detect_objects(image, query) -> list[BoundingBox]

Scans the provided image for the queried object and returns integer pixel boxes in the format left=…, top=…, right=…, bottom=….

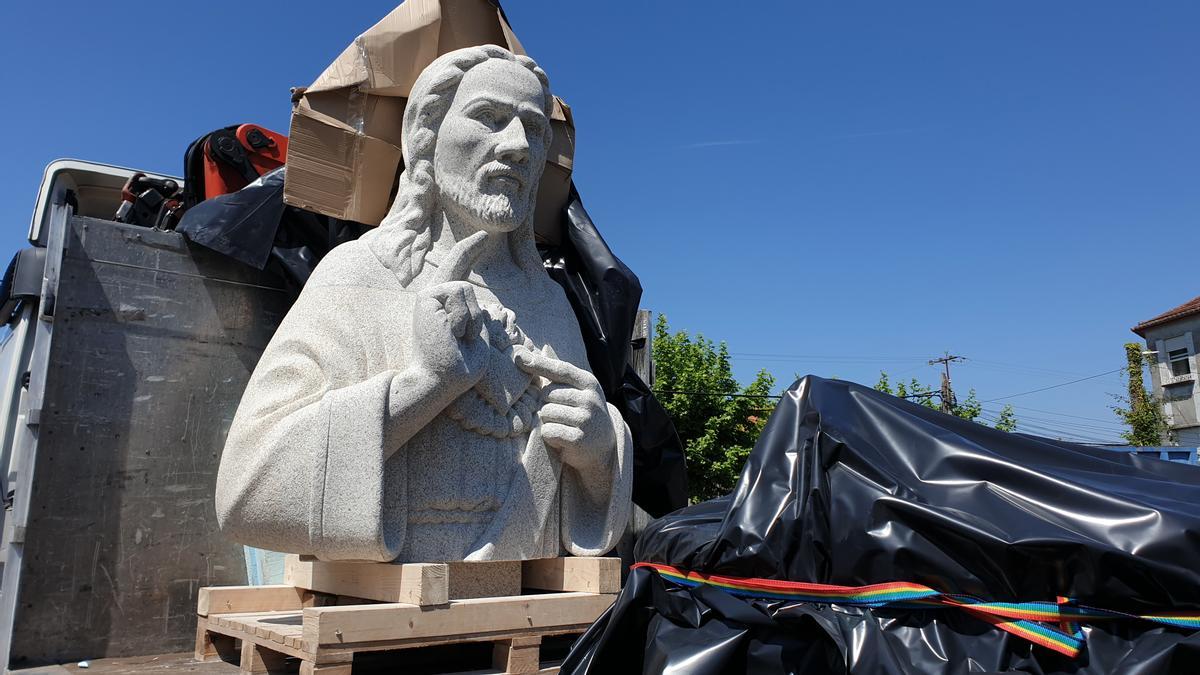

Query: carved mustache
left=478, top=162, right=527, bottom=190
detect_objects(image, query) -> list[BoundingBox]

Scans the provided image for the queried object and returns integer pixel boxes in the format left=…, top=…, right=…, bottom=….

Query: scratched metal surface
left=9, top=217, right=290, bottom=666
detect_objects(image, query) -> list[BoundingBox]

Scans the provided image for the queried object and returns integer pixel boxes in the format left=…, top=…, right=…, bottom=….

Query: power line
left=730, top=355, right=930, bottom=367
left=1004, top=403, right=1127, bottom=426
left=980, top=412, right=1123, bottom=443
left=654, top=389, right=782, bottom=400
left=729, top=351, right=928, bottom=362
left=981, top=408, right=1125, bottom=435
left=965, top=359, right=1109, bottom=379
left=977, top=413, right=1121, bottom=444
left=980, top=404, right=1125, bottom=429
left=981, top=368, right=1125, bottom=402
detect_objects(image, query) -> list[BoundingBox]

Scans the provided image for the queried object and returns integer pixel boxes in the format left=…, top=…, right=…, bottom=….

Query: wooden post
left=240, top=640, right=290, bottom=673
left=194, top=620, right=238, bottom=662
left=630, top=309, right=653, bottom=385
left=492, top=636, right=542, bottom=673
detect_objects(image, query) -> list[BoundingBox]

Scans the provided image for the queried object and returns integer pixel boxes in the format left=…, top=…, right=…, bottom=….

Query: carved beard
left=438, top=171, right=531, bottom=232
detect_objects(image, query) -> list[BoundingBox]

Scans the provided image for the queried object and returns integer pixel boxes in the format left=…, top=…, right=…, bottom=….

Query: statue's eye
left=473, top=108, right=497, bottom=126
left=523, top=117, right=547, bottom=137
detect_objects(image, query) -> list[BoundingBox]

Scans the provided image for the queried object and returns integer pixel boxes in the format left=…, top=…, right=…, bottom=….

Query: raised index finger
left=430, top=231, right=489, bottom=285
left=515, top=350, right=594, bottom=390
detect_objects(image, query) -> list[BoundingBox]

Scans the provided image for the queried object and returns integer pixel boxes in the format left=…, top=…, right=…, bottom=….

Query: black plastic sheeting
left=177, top=174, right=688, bottom=517
left=177, top=167, right=368, bottom=291
left=562, top=376, right=1200, bottom=674
left=541, top=188, right=688, bottom=516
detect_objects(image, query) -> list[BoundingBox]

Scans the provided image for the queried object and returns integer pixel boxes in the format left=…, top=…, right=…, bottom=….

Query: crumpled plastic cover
left=540, top=187, right=688, bottom=516
left=177, top=167, right=368, bottom=290
left=562, top=375, right=1200, bottom=673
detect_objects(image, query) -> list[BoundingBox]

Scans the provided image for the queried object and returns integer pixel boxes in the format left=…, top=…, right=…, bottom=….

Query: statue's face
left=433, top=59, right=549, bottom=234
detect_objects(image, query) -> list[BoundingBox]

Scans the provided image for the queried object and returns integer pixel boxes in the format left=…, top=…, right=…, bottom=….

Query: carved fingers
left=538, top=401, right=592, bottom=428
left=411, top=235, right=494, bottom=397
left=424, top=282, right=485, bottom=340
left=515, top=351, right=613, bottom=471
left=514, top=350, right=597, bottom=391
left=430, top=231, right=489, bottom=285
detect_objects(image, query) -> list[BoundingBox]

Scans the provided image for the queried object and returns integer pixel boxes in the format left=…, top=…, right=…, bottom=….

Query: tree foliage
left=992, top=405, right=1018, bottom=432
left=874, top=371, right=1016, bottom=430
left=1113, top=342, right=1170, bottom=446
left=652, top=315, right=775, bottom=503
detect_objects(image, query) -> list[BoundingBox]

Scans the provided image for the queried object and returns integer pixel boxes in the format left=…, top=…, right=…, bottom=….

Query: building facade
left=1133, top=297, right=1200, bottom=446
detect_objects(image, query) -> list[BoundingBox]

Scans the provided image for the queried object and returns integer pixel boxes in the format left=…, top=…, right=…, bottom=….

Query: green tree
left=652, top=315, right=775, bottom=503
left=1113, top=343, right=1170, bottom=445
left=992, top=405, right=1018, bottom=432
left=874, top=371, right=1014, bottom=430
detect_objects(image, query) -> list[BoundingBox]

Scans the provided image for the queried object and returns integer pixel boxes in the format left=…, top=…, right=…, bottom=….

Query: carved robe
left=214, top=235, right=633, bottom=562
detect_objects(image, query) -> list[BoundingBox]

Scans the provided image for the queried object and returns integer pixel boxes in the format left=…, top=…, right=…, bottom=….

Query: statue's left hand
left=515, top=350, right=615, bottom=472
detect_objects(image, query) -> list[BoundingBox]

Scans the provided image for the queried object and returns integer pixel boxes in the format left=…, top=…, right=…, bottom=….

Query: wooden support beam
left=194, top=620, right=238, bottom=662
left=285, top=555, right=449, bottom=605
left=198, top=585, right=310, bottom=617
left=447, top=560, right=523, bottom=599
left=299, top=659, right=353, bottom=675
left=522, top=557, right=621, bottom=594
left=493, top=636, right=542, bottom=674
left=240, top=640, right=290, bottom=674
left=303, top=591, right=615, bottom=646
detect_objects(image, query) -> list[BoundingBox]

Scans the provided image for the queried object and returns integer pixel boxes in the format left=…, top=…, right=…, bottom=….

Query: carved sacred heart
left=444, top=303, right=546, bottom=438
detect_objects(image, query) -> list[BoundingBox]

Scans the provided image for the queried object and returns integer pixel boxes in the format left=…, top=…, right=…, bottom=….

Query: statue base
left=194, top=555, right=621, bottom=674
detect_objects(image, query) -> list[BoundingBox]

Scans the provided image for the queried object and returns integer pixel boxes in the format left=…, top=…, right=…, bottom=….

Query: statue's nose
left=494, top=116, right=530, bottom=165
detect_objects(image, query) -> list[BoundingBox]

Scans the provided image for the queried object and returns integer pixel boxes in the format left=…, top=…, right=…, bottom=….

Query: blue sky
left=2, top=2, right=1197, bottom=443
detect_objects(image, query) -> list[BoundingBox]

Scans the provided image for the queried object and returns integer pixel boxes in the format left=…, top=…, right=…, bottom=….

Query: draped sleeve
left=215, top=241, right=409, bottom=561
left=560, top=403, right=634, bottom=556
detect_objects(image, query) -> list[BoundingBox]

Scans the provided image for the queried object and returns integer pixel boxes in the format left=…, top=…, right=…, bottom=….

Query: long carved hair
left=364, top=45, right=554, bottom=288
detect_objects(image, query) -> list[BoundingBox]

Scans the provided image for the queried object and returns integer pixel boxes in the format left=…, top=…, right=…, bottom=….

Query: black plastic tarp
left=562, top=376, right=1200, bottom=674
left=176, top=167, right=369, bottom=290
left=540, top=188, right=688, bottom=516
left=177, top=174, right=688, bottom=517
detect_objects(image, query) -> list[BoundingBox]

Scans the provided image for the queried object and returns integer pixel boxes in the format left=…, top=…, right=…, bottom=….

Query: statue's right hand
left=410, top=232, right=491, bottom=396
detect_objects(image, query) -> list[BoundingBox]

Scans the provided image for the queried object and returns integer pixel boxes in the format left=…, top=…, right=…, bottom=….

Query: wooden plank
left=198, top=585, right=309, bottom=617
left=204, top=618, right=311, bottom=662
left=300, top=661, right=353, bottom=675
left=304, top=591, right=615, bottom=646
left=240, top=640, right=289, bottom=674
left=493, top=636, right=542, bottom=674
left=285, top=554, right=449, bottom=605
left=522, top=557, right=621, bottom=594
left=193, top=619, right=237, bottom=663
left=447, top=560, right=523, bottom=599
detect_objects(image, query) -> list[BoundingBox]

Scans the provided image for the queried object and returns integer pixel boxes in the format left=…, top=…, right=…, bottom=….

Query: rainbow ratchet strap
left=634, top=562, right=1200, bottom=658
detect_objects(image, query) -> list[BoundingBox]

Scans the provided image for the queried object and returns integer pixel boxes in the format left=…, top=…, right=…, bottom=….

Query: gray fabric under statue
left=215, top=46, right=633, bottom=562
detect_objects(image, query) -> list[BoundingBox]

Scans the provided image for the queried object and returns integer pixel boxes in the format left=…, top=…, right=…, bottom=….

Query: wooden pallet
left=195, top=557, right=620, bottom=674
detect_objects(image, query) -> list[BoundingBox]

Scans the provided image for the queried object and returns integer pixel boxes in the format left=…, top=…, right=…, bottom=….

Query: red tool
left=201, top=124, right=288, bottom=200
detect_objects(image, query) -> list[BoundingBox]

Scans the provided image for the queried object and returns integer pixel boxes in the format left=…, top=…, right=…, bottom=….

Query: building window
left=1168, top=347, right=1191, bottom=377
left=1164, top=382, right=1193, bottom=402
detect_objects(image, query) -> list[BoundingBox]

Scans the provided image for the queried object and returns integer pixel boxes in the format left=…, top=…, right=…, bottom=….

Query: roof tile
left=1132, top=296, right=1200, bottom=336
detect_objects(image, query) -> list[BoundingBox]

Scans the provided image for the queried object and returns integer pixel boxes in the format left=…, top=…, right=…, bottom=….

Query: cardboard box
left=284, top=0, right=576, bottom=239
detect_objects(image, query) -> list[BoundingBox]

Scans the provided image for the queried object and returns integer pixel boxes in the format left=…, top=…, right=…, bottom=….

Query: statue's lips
left=480, top=165, right=525, bottom=191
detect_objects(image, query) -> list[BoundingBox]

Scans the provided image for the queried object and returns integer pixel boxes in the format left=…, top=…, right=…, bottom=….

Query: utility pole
left=928, top=352, right=966, bottom=414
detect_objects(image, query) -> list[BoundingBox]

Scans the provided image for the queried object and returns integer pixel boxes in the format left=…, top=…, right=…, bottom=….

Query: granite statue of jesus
left=215, top=45, right=632, bottom=562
